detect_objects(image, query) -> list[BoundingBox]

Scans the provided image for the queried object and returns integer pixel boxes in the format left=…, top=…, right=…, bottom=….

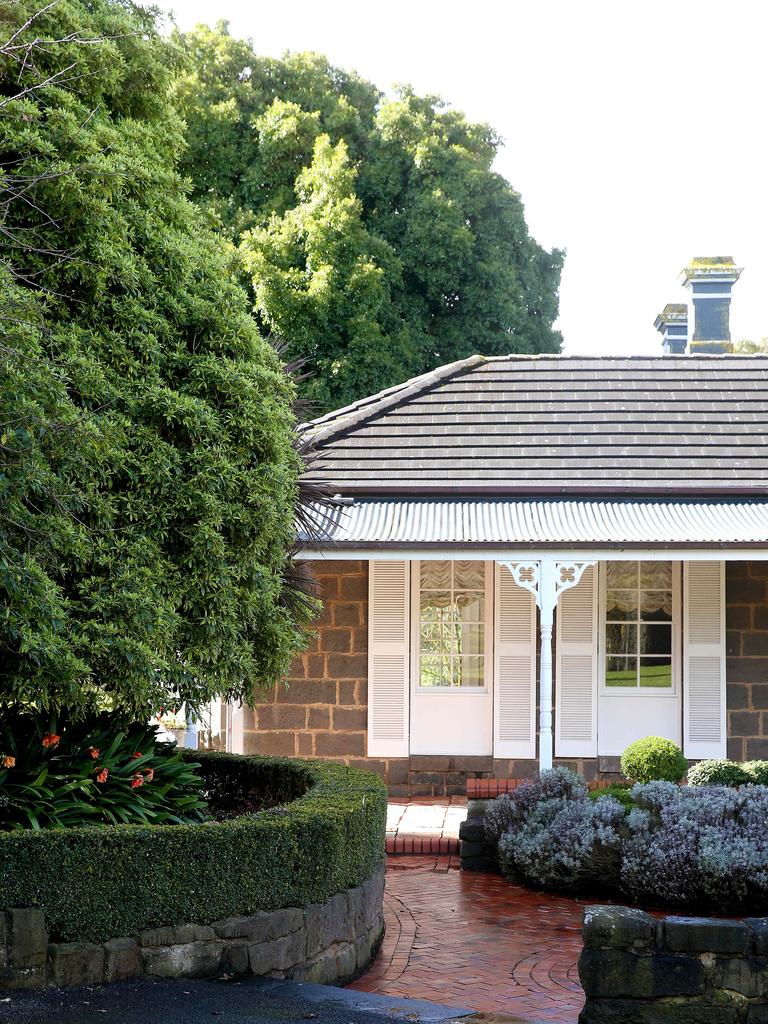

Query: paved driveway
left=350, top=857, right=586, bottom=1024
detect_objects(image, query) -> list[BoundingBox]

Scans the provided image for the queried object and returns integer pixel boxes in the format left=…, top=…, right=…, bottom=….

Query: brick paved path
left=349, top=858, right=586, bottom=1024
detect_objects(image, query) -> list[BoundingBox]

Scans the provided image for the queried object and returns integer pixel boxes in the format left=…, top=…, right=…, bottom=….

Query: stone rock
left=579, top=999, right=741, bottom=1023
left=712, top=956, right=768, bottom=999
left=582, top=906, right=654, bottom=951
left=362, top=867, right=385, bottom=930
left=248, top=933, right=305, bottom=977
left=212, top=914, right=271, bottom=943
left=303, top=904, right=324, bottom=959
left=137, top=926, right=176, bottom=948
left=0, top=913, right=6, bottom=969
left=8, top=908, right=48, bottom=969
left=304, top=949, right=337, bottom=985
left=746, top=919, right=768, bottom=955
left=664, top=917, right=750, bottom=955
left=579, top=948, right=705, bottom=1000
left=170, top=924, right=215, bottom=944
left=103, top=937, right=140, bottom=983
left=223, top=943, right=250, bottom=975
left=459, top=818, right=485, bottom=844
left=354, top=931, right=372, bottom=973
left=141, top=940, right=223, bottom=979
left=334, top=942, right=357, bottom=982
left=48, top=943, right=104, bottom=988
left=269, top=908, right=303, bottom=939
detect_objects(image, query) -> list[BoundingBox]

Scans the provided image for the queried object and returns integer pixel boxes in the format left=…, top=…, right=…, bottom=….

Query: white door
left=409, top=559, right=493, bottom=755
left=597, top=560, right=682, bottom=756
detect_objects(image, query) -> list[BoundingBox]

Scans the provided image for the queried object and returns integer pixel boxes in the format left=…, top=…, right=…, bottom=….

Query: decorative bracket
left=554, top=561, right=595, bottom=598
left=500, top=560, right=541, bottom=604
left=498, top=558, right=596, bottom=613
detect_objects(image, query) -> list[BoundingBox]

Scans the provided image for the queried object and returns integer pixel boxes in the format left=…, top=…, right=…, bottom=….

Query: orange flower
left=41, top=733, right=60, bottom=749
left=88, top=746, right=99, bottom=759
left=131, top=774, right=144, bottom=789
left=1, top=755, right=15, bottom=769
left=144, top=768, right=154, bottom=783
left=95, top=767, right=109, bottom=784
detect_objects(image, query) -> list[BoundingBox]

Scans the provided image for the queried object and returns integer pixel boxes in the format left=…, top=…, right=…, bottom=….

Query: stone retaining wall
left=579, top=904, right=768, bottom=1023
left=0, top=865, right=384, bottom=991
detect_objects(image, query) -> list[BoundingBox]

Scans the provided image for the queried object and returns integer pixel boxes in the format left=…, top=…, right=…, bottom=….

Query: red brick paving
left=349, top=858, right=586, bottom=1024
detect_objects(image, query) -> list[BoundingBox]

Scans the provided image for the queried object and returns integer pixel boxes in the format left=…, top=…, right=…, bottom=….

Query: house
left=237, top=257, right=768, bottom=795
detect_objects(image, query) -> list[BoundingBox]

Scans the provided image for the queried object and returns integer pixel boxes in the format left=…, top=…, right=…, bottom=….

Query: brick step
left=386, top=835, right=460, bottom=855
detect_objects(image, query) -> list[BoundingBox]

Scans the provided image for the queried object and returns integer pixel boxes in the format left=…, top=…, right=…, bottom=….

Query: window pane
left=606, top=561, right=638, bottom=589
left=456, top=591, right=485, bottom=623
left=456, top=656, right=484, bottom=688
left=420, top=591, right=452, bottom=620
left=454, top=560, right=484, bottom=590
left=455, top=623, right=484, bottom=657
left=420, top=622, right=452, bottom=655
left=640, top=561, right=672, bottom=590
left=606, top=590, right=637, bottom=621
left=640, top=623, right=672, bottom=656
left=606, top=656, right=636, bottom=687
left=605, top=622, right=637, bottom=655
left=640, top=591, right=672, bottom=621
left=420, top=655, right=451, bottom=687
left=639, top=657, right=672, bottom=688
left=420, top=560, right=451, bottom=590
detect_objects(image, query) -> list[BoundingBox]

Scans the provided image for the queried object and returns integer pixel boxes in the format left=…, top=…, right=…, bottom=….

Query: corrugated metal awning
left=298, top=499, right=768, bottom=549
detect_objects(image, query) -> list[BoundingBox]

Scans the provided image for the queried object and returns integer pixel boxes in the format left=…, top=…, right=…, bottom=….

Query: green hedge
left=0, top=752, right=387, bottom=943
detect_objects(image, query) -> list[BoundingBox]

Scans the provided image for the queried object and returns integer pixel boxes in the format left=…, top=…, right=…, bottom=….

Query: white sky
left=161, top=0, right=768, bottom=355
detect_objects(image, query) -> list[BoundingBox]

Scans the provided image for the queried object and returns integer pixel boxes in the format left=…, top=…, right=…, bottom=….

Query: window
left=603, top=561, right=676, bottom=691
left=417, top=560, right=487, bottom=688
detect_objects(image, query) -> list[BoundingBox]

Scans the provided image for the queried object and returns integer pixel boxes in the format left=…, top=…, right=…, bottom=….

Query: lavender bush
left=491, top=771, right=768, bottom=911
left=484, top=767, right=587, bottom=847
left=498, top=795, right=624, bottom=893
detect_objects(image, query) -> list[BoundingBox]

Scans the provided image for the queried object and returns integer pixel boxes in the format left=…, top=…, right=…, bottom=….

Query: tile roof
left=301, top=355, right=768, bottom=496
left=300, top=498, right=768, bottom=550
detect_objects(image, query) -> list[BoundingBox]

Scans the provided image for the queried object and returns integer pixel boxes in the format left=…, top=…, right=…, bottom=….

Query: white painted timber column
left=499, top=557, right=596, bottom=771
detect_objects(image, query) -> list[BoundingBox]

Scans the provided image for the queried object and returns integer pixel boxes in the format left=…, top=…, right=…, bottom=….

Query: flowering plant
left=0, top=709, right=207, bottom=830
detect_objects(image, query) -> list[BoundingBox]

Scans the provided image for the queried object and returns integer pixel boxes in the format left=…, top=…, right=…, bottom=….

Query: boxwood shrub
left=620, top=736, right=687, bottom=784
left=0, top=751, right=386, bottom=943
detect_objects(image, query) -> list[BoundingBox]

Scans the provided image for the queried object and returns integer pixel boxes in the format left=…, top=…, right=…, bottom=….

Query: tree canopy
left=174, top=25, right=564, bottom=412
left=0, top=0, right=306, bottom=719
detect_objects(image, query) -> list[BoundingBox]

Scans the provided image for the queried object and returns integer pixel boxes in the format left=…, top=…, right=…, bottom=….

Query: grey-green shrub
left=687, top=759, right=753, bottom=788
left=498, top=796, right=624, bottom=893
left=620, top=736, right=688, bottom=784
left=483, top=767, right=587, bottom=847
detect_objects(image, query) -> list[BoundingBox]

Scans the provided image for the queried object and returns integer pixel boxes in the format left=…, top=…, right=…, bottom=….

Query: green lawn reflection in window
left=605, top=561, right=673, bottom=689
left=419, top=560, right=485, bottom=687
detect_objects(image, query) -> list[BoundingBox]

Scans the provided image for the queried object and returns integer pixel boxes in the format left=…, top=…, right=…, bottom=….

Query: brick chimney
left=654, top=303, right=688, bottom=354
left=680, top=257, right=743, bottom=354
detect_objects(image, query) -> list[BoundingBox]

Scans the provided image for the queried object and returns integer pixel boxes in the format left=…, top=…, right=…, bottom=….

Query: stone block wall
left=579, top=904, right=768, bottom=1023
left=0, top=866, right=384, bottom=991
left=244, top=561, right=369, bottom=761
left=726, top=561, right=768, bottom=762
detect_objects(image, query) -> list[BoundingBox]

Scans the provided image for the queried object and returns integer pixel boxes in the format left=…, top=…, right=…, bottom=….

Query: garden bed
left=0, top=751, right=387, bottom=944
left=481, top=765, right=768, bottom=915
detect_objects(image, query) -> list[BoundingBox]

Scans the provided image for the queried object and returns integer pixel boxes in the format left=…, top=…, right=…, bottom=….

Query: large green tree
left=0, top=0, right=307, bottom=719
left=174, top=25, right=563, bottom=412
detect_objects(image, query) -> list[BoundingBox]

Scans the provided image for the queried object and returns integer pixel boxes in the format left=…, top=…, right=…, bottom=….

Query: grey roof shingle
left=301, top=355, right=768, bottom=496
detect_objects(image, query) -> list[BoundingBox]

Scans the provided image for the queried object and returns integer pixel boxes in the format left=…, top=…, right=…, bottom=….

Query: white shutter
left=367, top=560, right=410, bottom=757
left=555, top=564, right=598, bottom=757
left=494, top=564, right=537, bottom=758
left=684, top=561, right=726, bottom=759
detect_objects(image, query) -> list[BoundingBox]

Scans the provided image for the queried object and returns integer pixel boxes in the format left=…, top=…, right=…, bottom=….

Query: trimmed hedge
left=0, top=751, right=386, bottom=943
left=620, top=736, right=687, bottom=784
